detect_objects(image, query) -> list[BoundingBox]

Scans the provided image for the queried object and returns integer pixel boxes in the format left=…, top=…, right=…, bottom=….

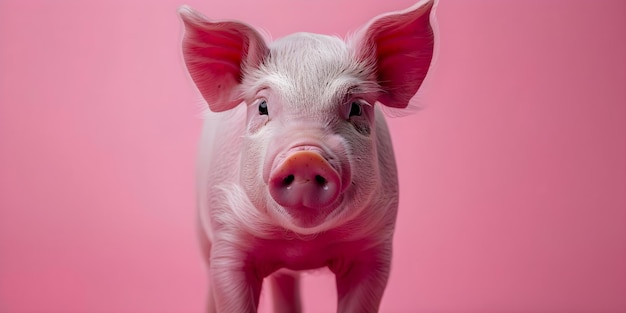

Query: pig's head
left=180, top=0, right=434, bottom=235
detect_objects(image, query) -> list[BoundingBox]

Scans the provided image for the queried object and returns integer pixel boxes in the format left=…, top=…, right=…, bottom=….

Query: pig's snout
left=269, top=150, right=341, bottom=209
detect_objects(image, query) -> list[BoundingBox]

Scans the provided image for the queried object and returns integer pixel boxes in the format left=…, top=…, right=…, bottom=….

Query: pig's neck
left=245, top=230, right=387, bottom=275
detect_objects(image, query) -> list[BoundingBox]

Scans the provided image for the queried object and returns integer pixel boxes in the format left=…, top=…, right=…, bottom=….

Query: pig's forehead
left=241, top=33, right=377, bottom=106
left=268, top=33, right=350, bottom=65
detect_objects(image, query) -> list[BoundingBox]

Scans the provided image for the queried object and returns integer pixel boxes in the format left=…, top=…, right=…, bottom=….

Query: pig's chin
left=271, top=196, right=347, bottom=234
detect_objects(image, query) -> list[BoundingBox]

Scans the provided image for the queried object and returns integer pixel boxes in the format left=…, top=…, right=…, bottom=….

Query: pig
left=178, top=1, right=435, bottom=312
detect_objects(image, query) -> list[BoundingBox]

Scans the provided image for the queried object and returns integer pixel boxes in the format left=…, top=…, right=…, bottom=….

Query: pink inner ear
left=362, top=1, right=435, bottom=109
left=180, top=10, right=268, bottom=112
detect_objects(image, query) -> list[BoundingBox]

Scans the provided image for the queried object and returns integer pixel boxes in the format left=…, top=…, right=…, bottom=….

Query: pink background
left=1, top=0, right=625, bottom=312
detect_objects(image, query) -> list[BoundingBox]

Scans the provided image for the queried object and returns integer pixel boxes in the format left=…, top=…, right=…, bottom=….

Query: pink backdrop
left=1, top=0, right=625, bottom=312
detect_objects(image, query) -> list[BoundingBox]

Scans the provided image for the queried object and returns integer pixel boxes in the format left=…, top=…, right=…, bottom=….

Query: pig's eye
left=258, top=100, right=269, bottom=115
left=349, top=101, right=362, bottom=117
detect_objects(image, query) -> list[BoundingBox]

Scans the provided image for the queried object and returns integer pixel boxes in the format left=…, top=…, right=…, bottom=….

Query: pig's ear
left=354, top=0, right=435, bottom=109
left=178, top=6, right=269, bottom=112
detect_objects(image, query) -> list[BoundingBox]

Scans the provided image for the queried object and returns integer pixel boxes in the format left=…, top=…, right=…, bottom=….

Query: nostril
left=314, top=175, right=327, bottom=186
left=282, top=174, right=295, bottom=186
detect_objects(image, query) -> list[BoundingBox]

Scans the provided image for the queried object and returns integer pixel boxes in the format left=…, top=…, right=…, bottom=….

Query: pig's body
left=180, top=1, right=435, bottom=312
left=196, top=60, right=399, bottom=312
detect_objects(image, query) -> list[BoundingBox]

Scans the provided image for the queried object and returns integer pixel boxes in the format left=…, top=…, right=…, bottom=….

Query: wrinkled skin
left=179, top=1, right=435, bottom=312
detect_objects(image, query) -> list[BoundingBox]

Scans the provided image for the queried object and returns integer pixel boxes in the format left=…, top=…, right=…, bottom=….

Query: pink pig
left=179, top=1, right=435, bottom=312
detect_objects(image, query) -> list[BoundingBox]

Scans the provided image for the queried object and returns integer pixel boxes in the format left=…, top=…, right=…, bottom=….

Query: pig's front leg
left=209, top=241, right=263, bottom=313
left=332, top=243, right=392, bottom=313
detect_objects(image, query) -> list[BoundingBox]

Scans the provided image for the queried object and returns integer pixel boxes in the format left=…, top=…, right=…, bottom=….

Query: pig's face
left=238, top=34, right=382, bottom=233
left=179, top=2, right=434, bottom=235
